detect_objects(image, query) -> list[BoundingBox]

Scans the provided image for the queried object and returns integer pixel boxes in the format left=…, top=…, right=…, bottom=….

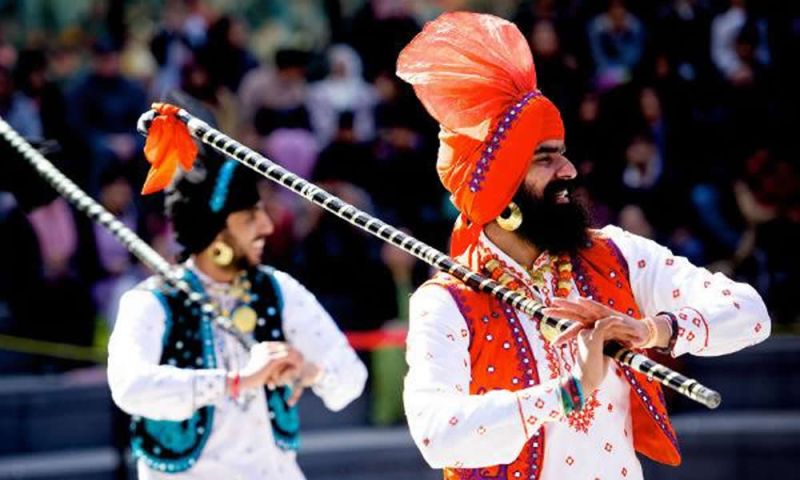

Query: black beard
left=510, top=179, right=590, bottom=255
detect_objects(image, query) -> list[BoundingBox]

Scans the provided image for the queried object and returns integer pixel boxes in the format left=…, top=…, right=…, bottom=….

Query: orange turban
left=397, top=12, right=564, bottom=255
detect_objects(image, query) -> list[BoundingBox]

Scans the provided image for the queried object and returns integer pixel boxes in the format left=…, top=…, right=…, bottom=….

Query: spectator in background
left=528, top=20, right=581, bottom=126
left=721, top=23, right=772, bottom=157
left=313, top=111, right=377, bottom=193
left=91, top=165, right=139, bottom=324
left=291, top=181, right=397, bottom=334
left=567, top=93, right=605, bottom=182
left=13, top=49, right=68, bottom=143
left=179, top=61, right=240, bottom=134
left=197, top=15, right=257, bottom=93
left=618, top=204, right=655, bottom=240
left=257, top=106, right=319, bottom=244
left=0, top=65, right=42, bottom=139
left=307, top=44, right=378, bottom=147
left=636, top=87, right=670, bottom=169
left=711, top=0, right=769, bottom=84
left=68, top=37, right=147, bottom=195
left=621, top=134, right=663, bottom=194
left=656, top=0, right=713, bottom=85
left=513, top=0, right=561, bottom=38
left=372, top=102, right=440, bottom=236
left=350, top=0, right=420, bottom=81
left=238, top=48, right=310, bottom=126
left=587, top=0, right=645, bottom=91
left=617, top=132, right=684, bottom=235
left=749, top=156, right=800, bottom=326
left=651, top=0, right=714, bottom=168
left=24, top=194, right=96, bottom=371
left=0, top=140, right=59, bottom=373
left=258, top=107, right=319, bottom=180
left=149, top=1, right=197, bottom=99
left=513, top=0, right=583, bottom=73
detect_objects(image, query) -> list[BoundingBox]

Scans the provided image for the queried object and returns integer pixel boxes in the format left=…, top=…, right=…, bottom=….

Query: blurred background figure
left=587, top=0, right=644, bottom=91
left=307, top=44, right=377, bottom=147
left=67, top=37, right=147, bottom=196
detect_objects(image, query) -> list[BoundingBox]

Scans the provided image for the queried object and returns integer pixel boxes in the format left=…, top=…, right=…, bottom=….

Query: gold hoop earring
left=210, top=241, right=234, bottom=267
left=496, top=202, right=523, bottom=231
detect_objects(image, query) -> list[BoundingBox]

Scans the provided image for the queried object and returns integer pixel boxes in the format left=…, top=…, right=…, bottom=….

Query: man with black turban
left=107, top=95, right=366, bottom=479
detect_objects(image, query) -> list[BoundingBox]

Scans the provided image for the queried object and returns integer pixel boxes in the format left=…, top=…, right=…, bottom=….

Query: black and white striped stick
left=0, top=115, right=255, bottom=350
left=137, top=107, right=721, bottom=409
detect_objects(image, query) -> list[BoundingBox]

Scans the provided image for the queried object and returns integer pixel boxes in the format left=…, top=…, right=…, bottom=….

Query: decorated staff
left=135, top=107, right=722, bottom=410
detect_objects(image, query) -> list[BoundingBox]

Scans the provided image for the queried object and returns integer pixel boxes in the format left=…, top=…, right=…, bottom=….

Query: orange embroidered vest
left=428, top=232, right=680, bottom=480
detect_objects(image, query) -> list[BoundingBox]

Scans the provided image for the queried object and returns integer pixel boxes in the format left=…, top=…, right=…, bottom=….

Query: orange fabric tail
left=141, top=103, right=198, bottom=195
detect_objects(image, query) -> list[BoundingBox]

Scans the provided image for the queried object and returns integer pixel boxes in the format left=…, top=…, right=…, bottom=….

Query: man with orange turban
left=398, top=12, right=770, bottom=479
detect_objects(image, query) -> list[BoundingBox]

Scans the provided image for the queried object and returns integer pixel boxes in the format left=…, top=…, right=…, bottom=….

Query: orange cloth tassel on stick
left=141, top=103, right=198, bottom=194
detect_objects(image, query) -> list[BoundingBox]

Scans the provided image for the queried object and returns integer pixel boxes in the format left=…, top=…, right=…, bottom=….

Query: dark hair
left=275, top=49, right=310, bottom=70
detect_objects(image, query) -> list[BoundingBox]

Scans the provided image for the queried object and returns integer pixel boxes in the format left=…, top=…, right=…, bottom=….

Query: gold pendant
left=232, top=305, right=258, bottom=333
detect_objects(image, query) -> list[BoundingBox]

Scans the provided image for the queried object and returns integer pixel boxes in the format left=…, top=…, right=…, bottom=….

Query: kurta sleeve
left=107, top=289, right=228, bottom=421
left=274, top=270, right=367, bottom=412
left=602, top=226, right=770, bottom=357
left=404, top=285, right=565, bottom=469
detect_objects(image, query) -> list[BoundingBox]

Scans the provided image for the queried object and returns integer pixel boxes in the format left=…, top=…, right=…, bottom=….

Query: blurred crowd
left=0, top=0, right=798, bottom=377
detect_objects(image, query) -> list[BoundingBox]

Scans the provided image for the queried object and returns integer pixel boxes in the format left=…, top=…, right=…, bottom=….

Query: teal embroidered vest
left=129, top=266, right=300, bottom=473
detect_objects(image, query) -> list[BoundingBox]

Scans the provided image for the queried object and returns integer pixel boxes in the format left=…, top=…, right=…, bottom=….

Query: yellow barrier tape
left=0, top=334, right=106, bottom=363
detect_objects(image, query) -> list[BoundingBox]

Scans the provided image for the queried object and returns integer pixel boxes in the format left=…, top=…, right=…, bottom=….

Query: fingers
left=552, top=314, right=641, bottom=347
left=262, top=357, right=294, bottom=389
left=548, top=298, right=595, bottom=319
left=264, top=348, right=304, bottom=389
left=274, top=362, right=301, bottom=386
left=545, top=297, right=614, bottom=326
left=542, top=307, right=593, bottom=325
left=287, top=384, right=305, bottom=407
left=576, top=297, right=614, bottom=318
left=250, top=341, right=290, bottom=363
left=552, top=322, right=584, bottom=346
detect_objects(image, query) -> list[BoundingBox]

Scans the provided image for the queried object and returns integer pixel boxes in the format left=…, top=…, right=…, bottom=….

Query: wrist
left=574, top=369, right=596, bottom=395
left=654, top=311, right=679, bottom=354
left=225, top=371, right=241, bottom=399
left=229, top=371, right=257, bottom=392
left=306, top=363, right=324, bottom=386
left=652, top=314, right=673, bottom=349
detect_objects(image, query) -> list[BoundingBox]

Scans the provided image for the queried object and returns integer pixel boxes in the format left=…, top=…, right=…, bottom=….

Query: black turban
left=162, top=91, right=260, bottom=257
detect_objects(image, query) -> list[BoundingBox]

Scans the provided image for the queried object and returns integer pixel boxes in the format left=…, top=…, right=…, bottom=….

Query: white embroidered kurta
left=405, top=226, right=769, bottom=479
left=108, top=263, right=367, bottom=480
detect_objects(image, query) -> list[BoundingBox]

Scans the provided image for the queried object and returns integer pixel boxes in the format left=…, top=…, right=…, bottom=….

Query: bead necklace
left=528, top=253, right=573, bottom=298
left=484, top=252, right=574, bottom=343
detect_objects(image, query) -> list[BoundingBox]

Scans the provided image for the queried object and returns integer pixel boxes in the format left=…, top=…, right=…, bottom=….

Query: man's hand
left=227, top=342, right=322, bottom=406
left=286, top=357, right=323, bottom=407
left=542, top=297, right=669, bottom=349
left=542, top=297, right=676, bottom=394
left=574, top=316, right=620, bottom=394
left=229, top=341, right=294, bottom=392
